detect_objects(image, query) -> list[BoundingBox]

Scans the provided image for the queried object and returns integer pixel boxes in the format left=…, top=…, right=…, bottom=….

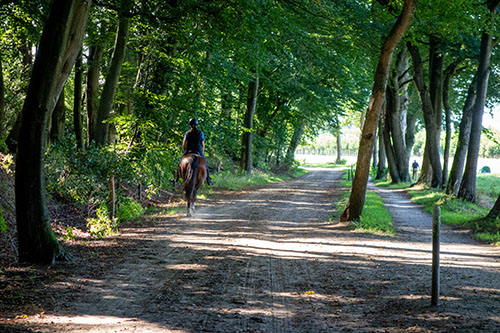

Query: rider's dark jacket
left=183, top=129, right=205, bottom=158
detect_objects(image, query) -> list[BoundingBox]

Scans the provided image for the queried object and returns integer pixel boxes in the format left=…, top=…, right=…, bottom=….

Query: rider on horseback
left=182, top=118, right=214, bottom=185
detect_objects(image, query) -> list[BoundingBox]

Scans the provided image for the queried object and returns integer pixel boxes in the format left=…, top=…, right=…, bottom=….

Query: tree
left=240, top=74, right=259, bottom=173
left=95, top=0, right=131, bottom=145
left=458, top=0, right=500, bottom=201
left=383, top=48, right=413, bottom=183
left=15, top=0, right=91, bottom=264
left=73, top=50, right=84, bottom=150
left=340, top=0, right=417, bottom=222
left=407, top=39, right=444, bottom=188
left=445, top=76, right=476, bottom=195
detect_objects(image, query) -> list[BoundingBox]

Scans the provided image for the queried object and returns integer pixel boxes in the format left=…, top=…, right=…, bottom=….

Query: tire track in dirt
left=13, top=167, right=500, bottom=332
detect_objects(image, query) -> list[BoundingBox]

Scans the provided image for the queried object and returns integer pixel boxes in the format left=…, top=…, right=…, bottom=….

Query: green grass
left=209, top=167, right=309, bottom=191
left=476, top=173, right=500, bottom=199
left=339, top=173, right=394, bottom=235
left=374, top=173, right=500, bottom=244
left=300, top=161, right=346, bottom=168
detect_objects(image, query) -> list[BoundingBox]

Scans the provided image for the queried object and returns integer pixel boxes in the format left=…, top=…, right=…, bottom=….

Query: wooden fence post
left=110, top=176, right=116, bottom=219
left=431, top=205, right=440, bottom=306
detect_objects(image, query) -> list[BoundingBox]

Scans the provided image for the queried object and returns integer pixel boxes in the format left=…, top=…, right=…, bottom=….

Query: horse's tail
left=183, top=155, right=199, bottom=202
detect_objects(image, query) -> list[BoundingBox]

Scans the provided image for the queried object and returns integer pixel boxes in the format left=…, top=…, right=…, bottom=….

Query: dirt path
left=4, top=167, right=500, bottom=332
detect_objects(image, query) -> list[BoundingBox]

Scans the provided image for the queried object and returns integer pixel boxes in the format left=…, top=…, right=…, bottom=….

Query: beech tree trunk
left=376, top=116, right=386, bottom=179
left=240, top=75, right=259, bottom=173
left=86, top=38, right=105, bottom=145
left=446, top=76, right=477, bottom=195
left=384, top=49, right=411, bottom=182
left=15, top=0, right=91, bottom=264
left=336, top=130, right=342, bottom=164
left=441, top=60, right=460, bottom=186
left=50, top=86, right=66, bottom=143
left=95, top=0, right=131, bottom=145
left=407, top=41, right=442, bottom=188
left=285, top=119, right=305, bottom=164
left=74, top=50, right=84, bottom=150
left=383, top=99, right=401, bottom=183
left=459, top=0, right=499, bottom=201
left=340, top=0, right=417, bottom=222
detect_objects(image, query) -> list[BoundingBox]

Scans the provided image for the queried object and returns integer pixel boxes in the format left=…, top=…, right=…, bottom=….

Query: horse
left=177, top=153, right=207, bottom=216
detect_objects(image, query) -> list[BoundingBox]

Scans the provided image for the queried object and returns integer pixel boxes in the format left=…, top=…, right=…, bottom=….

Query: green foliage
left=87, top=203, right=118, bottom=239
left=0, top=209, right=6, bottom=233
left=117, top=197, right=145, bottom=223
left=63, top=226, right=76, bottom=241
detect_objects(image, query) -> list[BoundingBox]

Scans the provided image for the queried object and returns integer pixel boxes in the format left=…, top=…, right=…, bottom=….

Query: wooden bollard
left=110, top=176, right=116, bottom=219
left=431, top=205, right=440, bottom=306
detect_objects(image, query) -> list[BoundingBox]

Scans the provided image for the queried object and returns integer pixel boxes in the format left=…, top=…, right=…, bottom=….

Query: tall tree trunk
left=340, top=0, right=416, bottom=222
left=407, top=41, right=442, bottom=188
left=376, top=115, right=386, bottom=179
left=94, top=0, right=130, bottom=145
left=240, top=75, right=259, bottom=173
left=382, top=100, right=401, bottom=183
left=50, top=85, right=66, bottom=143
left=337, top=130, right=343, bottom=164
left=0, top=52, right=5, bottom=145
left=405, top=111, right=417, bottom=168
left=15, top=0, right=91, bottom=264
left=441, top=60, right=460, bottom=186
left=74, top=50, right=84, bottom=150
left=446, top=76, right=477, bottom=195
left=86, top=40, right=104, bottom=145
left=285, top=119, right=306, bottom=164
left=372, top=128, right=377, bottom=169
left=459, top=0, right=499, bottom=201
left=385, top=49, right=411, bottom=182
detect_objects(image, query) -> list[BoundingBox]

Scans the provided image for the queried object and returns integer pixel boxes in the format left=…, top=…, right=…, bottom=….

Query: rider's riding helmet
left=189, top=118, right=198, bottom=128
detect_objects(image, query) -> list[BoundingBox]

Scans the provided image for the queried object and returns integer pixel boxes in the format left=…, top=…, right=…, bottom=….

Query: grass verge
left=208, top=166, right=309, bottom=191
left=373, top=173, right=500, bottom=244
left=338, top=172, right=394, bottom=235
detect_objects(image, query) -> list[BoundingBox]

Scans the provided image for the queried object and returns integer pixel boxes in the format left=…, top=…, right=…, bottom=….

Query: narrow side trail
left=7, top=168, right=500, bottom=332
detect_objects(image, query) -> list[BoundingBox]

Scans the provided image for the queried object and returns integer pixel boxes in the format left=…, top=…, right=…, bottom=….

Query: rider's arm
left=201, top=141, right=205, bottom=154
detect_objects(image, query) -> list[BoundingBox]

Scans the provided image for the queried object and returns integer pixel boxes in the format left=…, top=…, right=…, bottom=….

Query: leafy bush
left=117, top=197, right=145, bottom=223
left=87, top=203, right=118, bottom=238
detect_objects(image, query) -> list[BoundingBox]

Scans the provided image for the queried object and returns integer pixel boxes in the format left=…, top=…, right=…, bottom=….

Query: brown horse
left=177, top=153, right=207, bottom=216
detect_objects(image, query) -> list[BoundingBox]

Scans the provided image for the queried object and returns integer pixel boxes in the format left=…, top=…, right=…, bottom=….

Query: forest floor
left=1, top=167, right=500, bottom=332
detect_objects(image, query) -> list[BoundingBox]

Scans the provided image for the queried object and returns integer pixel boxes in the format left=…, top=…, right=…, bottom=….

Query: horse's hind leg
left=186, top=201, right=192, bottom=217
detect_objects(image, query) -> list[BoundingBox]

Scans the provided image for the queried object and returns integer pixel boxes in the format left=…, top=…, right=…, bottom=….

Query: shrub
left=117, top=197, right=145, bottom=223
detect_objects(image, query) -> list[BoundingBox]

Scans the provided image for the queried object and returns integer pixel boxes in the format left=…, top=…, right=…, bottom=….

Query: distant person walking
left=412, top=160, right=419, bottom=181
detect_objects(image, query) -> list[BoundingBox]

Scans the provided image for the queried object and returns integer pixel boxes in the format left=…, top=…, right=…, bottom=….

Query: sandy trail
left=8, top=167, right=500, bottom=332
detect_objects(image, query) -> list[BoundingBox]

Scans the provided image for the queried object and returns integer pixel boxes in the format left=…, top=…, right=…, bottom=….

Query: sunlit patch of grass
left=477, top=174, right=500, bottom=198
left=301, top=161, right=345, bottom=168
left=338, top=173, right=394, bottom=235
left=210, top=167, right=308, bottom=191
left=353, top=192, right=394, bottom=234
